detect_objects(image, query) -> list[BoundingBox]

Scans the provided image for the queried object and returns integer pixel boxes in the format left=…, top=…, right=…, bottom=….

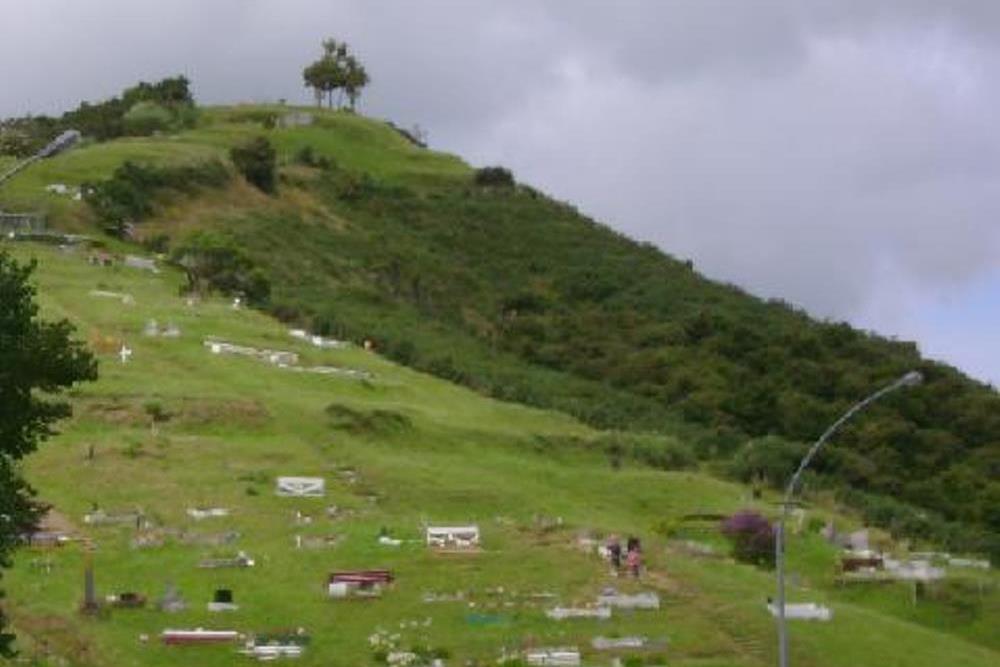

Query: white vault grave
left=426, top=525, right=480, bottom=550
left=276, top=477, right=326, bottom=497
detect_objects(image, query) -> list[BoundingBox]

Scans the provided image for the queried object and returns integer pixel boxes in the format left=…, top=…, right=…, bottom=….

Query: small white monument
left=276, top=477, right=326, bottom=497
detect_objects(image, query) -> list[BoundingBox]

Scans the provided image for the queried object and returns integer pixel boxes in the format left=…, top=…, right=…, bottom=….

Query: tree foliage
left=230, top=136, right=277, bottom=193
left=0, top=76, right=196, bottom=155
left=302, top=39, right=369, bottom=110
left=721, top=511, right=776, bottom=568
left=171, top=231, right=271, bottom=306
left=0, top=253, right=96, bottom=655
left=83, top=159, right=230, bottom=236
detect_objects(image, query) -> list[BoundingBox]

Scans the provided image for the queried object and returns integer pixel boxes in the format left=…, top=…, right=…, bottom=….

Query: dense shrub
left=83, top=159, right=230, bottom=236
left=473, top=166, right=515, bottom=187
left=122, top=101, right=173, bottom=136
left=721, top=510, right=776, bottom=568
left=230, top=137, right=277, bottom=193
left=292, top=145, right=334, bottom=170
left=729, top=435, right=809, bottom=488
left=171, top=231, right=271, bottom=306
left=593, top=432, right=696, bottom=471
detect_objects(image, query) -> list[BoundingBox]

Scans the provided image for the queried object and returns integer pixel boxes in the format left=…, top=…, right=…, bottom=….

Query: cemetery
left=1, top=242, right=997, bottom=667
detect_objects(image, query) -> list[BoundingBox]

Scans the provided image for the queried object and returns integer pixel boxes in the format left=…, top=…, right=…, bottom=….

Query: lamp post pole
left=775, top=370, right=922, bottom=667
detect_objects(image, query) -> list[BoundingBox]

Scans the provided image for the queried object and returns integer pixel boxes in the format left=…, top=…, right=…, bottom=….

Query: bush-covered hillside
left=2, top=87, right=997, bottom=560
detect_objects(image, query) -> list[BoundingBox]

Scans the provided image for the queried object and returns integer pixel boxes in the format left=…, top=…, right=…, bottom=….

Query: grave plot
left=87, top=251, right=116, bottom=266
left=198, top=550, right=256, bottom=569
left=204, top=338, right=299, bottom=366
left=294, top=534, right=341, bottom=549
left=545, top=606, right=611, bottom=620
left=426, top=525, right=480, bottom=553
left=188, top=507, right=230, bottom=520
left=19, top=530, right=70, bottom=548
left=130, top=532, right=166, bottom=549
left=84, top=508, right=146, bottom=527
left=179, top=530, right=241, bottom=547
left=947, top=557, right=990, bottom=570
left=327, top=570, right=394, bottom=599
left=241, top=630, right=310, bottom=661
left=208, top=588, right=238, bottom=612
left=278, top=364, right=373, bottom=379
left=276, top=476, right=326, bottom=497
left=124, top=255, right=158, bottom=272
left=289, top=328, right=349, bottom=349
left=143, top=319, right=181, bottom=337
left=89, top=289, right=134, bottom=304
left=591, top=636, right=647, bottom=650
left=523, top=646, right=581, bottom=666
left=161, top=628, right=240, bottom=645
left=766, top=602, right=833, bottom=621
left=106, top=591, right=146, bottom=609
left=595, top=588, right=660, bottom=610
left=158, top=582, right=187, bottom=613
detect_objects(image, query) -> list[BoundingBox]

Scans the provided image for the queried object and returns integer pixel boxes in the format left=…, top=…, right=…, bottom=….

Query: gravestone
left=159, top=582, right=187, bottom=612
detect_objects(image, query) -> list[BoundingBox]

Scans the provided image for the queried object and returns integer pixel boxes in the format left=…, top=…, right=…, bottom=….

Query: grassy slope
left=1, top=243, right=996, bottom=667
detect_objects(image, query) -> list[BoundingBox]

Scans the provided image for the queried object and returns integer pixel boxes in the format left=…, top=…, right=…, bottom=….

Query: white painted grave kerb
left=276, top=477, right=326, bottom=497
left=767, top=602, right=832, bottom=621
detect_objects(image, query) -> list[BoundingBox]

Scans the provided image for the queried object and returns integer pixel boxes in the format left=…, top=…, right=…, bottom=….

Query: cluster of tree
left=302, top=38, right=370, bottom=111
left=0, top=252, right=96, bottom=655
left=202, top=161, right=998, bottom=562
left=83, top=159, right=230, bottom=236
left=0, top=76, right=196, bottom=156
left=171, top=230, right=271, bottom=306
left=230, top=137, right=277, bottom=193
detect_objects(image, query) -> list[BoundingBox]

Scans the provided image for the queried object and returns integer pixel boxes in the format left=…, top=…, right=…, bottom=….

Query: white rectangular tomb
left=426, top=525, right=480, bottom=550
left=767, top=602, right=832, bottom=621
left=595, top=590, right=660, bottom=609
left=276, top=477, right=326, bottom=497
left=525, top=648, right=581, bottom=666
left=545, top=606, right=612, bottom=621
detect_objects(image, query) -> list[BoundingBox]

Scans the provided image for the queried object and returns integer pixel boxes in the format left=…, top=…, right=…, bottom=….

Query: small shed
left=276, top=477, right=326, bottom=497
left=327, top=570, right=394, bottom=599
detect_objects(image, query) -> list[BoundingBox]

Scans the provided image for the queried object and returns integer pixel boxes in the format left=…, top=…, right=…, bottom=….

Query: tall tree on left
left=0, top=252, right=96, bottom=656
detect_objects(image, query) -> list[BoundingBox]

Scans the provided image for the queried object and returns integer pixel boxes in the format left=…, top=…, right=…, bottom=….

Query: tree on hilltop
left=302, top=38, right=369, bottom=110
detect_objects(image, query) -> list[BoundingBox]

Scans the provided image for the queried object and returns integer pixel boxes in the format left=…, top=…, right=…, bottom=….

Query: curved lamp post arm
left=0, top=130, right=80, bottom=190
left=782, top=370, right=923, bottom=504
left=776, top=369, right=921, bottom=667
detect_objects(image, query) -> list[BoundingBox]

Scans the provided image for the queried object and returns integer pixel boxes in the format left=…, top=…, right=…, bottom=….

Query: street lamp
left=0, top=129, right=81, bottom=188
left=775, top=370, right=922, bottom=667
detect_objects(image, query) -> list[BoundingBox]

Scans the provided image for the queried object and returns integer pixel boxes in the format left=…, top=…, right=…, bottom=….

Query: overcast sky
left=3, top=0, right=998, bottom=386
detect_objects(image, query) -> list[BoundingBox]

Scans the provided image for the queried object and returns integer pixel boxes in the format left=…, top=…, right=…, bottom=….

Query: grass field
left=1, top=241, right=996, bottom=667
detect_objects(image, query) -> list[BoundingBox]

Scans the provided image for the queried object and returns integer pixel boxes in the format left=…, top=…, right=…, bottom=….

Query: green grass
left=1, top=242, right=996, bottom=667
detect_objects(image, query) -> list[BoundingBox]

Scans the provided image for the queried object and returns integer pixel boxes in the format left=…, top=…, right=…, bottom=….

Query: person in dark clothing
left=607, top=535, right=623, bottom=572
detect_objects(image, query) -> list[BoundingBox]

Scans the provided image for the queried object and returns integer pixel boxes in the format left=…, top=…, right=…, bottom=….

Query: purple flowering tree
left=721, top=510, right=776, bottom=568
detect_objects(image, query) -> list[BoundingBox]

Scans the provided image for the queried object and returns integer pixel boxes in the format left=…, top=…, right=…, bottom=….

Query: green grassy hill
left=1, top=241, right=997, bottom=667
left=1, top=93, right=998, bottom=665
left=3, top=102, right=997, bottom=559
